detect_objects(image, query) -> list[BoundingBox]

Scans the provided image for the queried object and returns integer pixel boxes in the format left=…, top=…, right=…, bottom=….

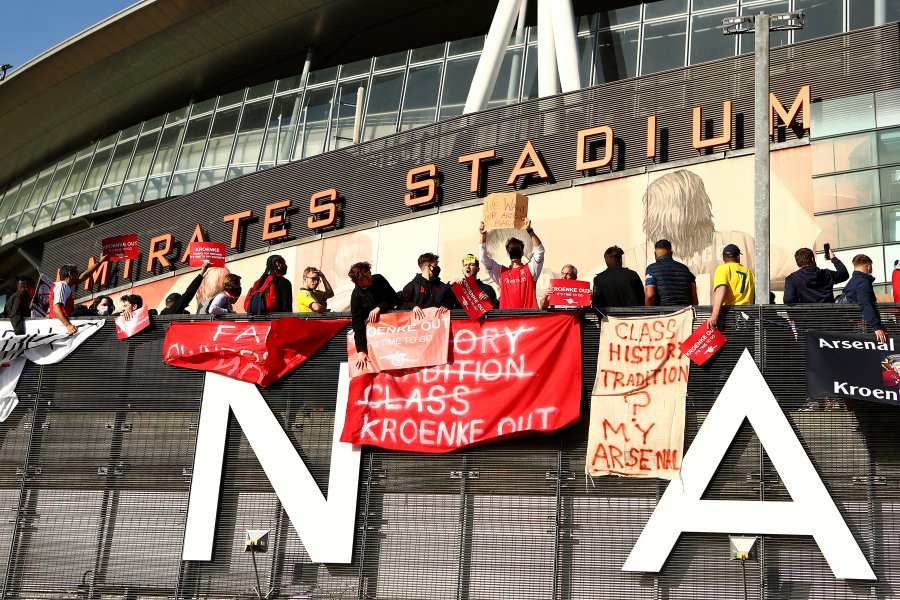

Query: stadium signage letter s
left=182, top=352, right=872, bottom=580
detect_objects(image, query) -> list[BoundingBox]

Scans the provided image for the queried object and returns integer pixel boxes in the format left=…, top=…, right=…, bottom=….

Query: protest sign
left=451, top=277, right=493, bottom=320
left=680, top=325, right=727, bottom=365
left=547, top=279, right=591, bottom=307
left=347, top=307, right=450, bottom=377
left=164, top=318, right=347, bottom=387
left=806, top=331, right=900, bottom=406
left=483, top=192, right=528, bottom=230
left=0, top=319, right=104, bottom=422
left=102, top=234, right=139, bottom=260
left=30, top=273, right=53, bottom=318
left=188, top=241, right=226, bottom=267
left=116, top=305, right=151, bottom=339
left=342, top=313, right=582, bottom=453
left=586, top=307, right=692, bottom=479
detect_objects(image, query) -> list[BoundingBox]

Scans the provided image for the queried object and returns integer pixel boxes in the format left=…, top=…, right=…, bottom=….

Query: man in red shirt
left=50, top=255, right=109, bottom=334
left=478, top=218, right=544, bottom=309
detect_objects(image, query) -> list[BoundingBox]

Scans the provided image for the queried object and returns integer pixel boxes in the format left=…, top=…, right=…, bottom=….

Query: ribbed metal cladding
left=41, top=24, right=900, bottom=292
left=0, top=305, right=897, bottom=598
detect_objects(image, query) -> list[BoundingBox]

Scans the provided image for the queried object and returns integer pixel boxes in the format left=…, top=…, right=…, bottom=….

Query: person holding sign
left=349, top=262, right=399, bottom=371
left=644, top=239, right=699, bottom=307
left=539, top=264, right=578, bottom=309
left=437, top=254, right=498, bottom=309
left=478, top=218, right=544, bottom=309
left=50, top=255, right=110, bottom=335
left=161, top=262, right=211, bottom=315
left=297, top=267, right=335, bottom=313
left=705, top=244, right=755, bottom=331
left=400, top=253, right=448, bottom=318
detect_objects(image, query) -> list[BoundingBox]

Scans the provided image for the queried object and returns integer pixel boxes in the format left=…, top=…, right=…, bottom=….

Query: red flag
left=451, top=277, right=493, bottom=320
left=164, top=318, right=348, bottom=386
left=341, top=313, right=582, bottom=453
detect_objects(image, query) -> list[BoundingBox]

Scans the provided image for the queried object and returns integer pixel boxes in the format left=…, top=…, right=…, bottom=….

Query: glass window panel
left=410, top=43, right=444, bottom=63
left=597, top=6, right=641, bottom=27
left=694, top=0, right=736, bottom=9
left=34, top=196, right=61, bottom=228
left=103, top=138, right=136, bottom=187
left=248, top=81, right=275, bottom=100
left=596, top=27, right=639, bottom=85
left=331, top=80, right=365, bottom=150
left=276, top=74, right=303, bottom=93
left=878, top=128, right=900, bottom=165
left=196, top=168, right=227, bottom=190
left=645, top=0, right=689, bottom=20
left=191, top=98, right=216, bottom=115
left=399, top=63, right=442, bottom=131
left=739, top=1, right=789, bottom=50
left=125, top=129, right=162, bottom=182
left=876, top=89, right=900, bottom=128
left=575, top=33, right=595, bottom=89
left=880, top=166, right=900, bottom=205
left=641, top=18, right=687, bottom=75
left=341, top=58, right=372, bottom=79
left=262, top=92, right=302, bottom=163
left=143, top=114, right=165, bottom=131
left=0, top=183, right=21, bottom=225
left=811, top=141, right=836, bottom=176
left=96, top=133, right=118, bottom=151
left=226, top=165, right=252, bottom=180
left=39, top=159, right=73, bottom=214
left=813, top=170, right=879, bottom=212
left=439, top=56, right=479, bottom=120
left=22, top=170, right=53, bottom=212
left=202, top=107, right=240, bottom=168
left=811, top=94, right=876, bottom=138
left=62, top=156, right=91, bottom=197
left=690, top=9, right=736, bottom=64
left=883, top=205, right=900, bottom=243
left=166, top=106, right=189, bottom=124
left=52, top=194, right=77, bottom=223
left=523, top=44, right=538, bottom=100
left=578, top=13, right=597, bottom=33
left=488, top=45, right=527, bottom=109
left=231, top=101, right=270, bottom=165
left=811, top=133, right=877, bottom=175
left=307, top=67, right=337, bottom=86
left=218, top=89, right=244, bottom=108
left=363, top=70, right=403, bottom=141
left=167, top=172, right=196, bottom=196
left=794, top=0, right=843, bottom=42
left=2, top=178, right=37, bottom=235
left=449, top=36, right=485, bottom=55
left=144, top=174, right=172, bottom=201
left=118, top=180, right=145, bottom=207
left=850, top=0, right=900, bottom=29
left=119, top=123, right=141, bottom=140
left=93, top=186, right=121, bottom=213
left=174, top=115, right=212, bottom=172
left=294, top=85, right=335, bottom=160
left=376, top=50, right=408, bottom=71
left=73, top=189, right=98, bottom=217
left=81, top=148, right=113, bottom=190
left=816, top=208, right=881, bottom=247
left=150, top=124, right=185, bottom=176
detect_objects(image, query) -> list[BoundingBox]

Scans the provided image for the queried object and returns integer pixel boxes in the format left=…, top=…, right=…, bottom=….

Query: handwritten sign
left=115, top=305, right=151, bottom=339
left=342, top=313, right=582, bottom=453
left=451, top=277, right=493, bottom=320
left=102, top=234, right=139, bottom=261
left=483, top=192, right=528, bottom=230
left=680, top=325, right=727, bottom=365
left=547, top=279, right=591, bottom=307
left=188, top=241, right=226, bottom=267
left=586, top=308, right=692, bottom=479
left=347, top=307, right=450, bottom=377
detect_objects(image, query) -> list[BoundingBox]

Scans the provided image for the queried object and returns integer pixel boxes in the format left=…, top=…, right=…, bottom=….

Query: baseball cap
left=722, top=244, right=741, bottom=258
left=462, top=254, right=478, bottom=265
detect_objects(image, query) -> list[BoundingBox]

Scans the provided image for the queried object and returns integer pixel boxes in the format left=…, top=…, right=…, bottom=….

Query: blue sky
left=0, top=1, right=136, bottom=72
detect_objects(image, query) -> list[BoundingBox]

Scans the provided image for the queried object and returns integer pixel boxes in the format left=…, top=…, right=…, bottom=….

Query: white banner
left=0, top=319, right=104, bottom=421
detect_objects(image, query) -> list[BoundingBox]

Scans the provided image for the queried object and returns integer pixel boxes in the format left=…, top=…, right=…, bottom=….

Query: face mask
left=97, top=306, right=110, bottom=316
left=431, top=265, right=441, bottom=279
left=508, top=248, right=524, bottom=261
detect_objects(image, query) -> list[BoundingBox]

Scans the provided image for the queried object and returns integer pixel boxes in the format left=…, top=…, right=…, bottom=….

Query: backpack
left=247, top=279, right=274, bottom=315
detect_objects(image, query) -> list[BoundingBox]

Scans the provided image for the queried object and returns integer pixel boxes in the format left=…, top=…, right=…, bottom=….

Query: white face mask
left=97, top=306, right=110, bottom=316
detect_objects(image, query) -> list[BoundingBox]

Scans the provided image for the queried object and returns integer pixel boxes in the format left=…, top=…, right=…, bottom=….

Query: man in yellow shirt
left=706, top=244, right=755, bottom=330
left=297, top=267, right=335, bottom=313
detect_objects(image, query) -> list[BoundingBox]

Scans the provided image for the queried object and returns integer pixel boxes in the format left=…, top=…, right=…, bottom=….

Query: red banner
left=679, top=325, right=727, bottom=365
left=102, top=234, right=139, bottom=261
left=188, top=241, right=226, bottom=267
left=347, top=307, right=450, bottom=377
left=341, top=313, right=582, bottom=453
left=164, top=318, right=348, bottom=386
left=116, top=305, right=151, bottom=339
left=548, top=279, right=591, bottom=307
left=451, top=276, right=493, bottom=320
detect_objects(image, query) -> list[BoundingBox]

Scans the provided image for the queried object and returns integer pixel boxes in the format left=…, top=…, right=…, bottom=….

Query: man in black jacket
left=4, top=275, right=35, bottom=335
left=783, top=246, right=848, bottom=304
left=349, top=261, right=399, bottom=371
left=160, top=263, right=210, bottom=315
left=400, top=252, right=446, bottom=318
left=592, top=246, right=644, bottom=308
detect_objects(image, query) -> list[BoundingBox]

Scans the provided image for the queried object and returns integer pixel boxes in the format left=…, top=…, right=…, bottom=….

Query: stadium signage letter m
left=182, top=367, right=361, bottom=563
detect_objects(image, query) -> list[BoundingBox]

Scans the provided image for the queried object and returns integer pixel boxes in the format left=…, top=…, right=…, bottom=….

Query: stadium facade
left=3, top=0, right=900, bottom=598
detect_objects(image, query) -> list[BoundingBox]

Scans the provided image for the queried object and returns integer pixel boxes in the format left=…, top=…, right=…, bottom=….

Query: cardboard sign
left=188, top=242, right=226, bottom=267
left=347, top=307, right=450, bottom=377
left=115, top=305, right=151, bottom=339
left=547, top=279, right=591, bottom=307
left=451, top=276, right=493, bottom=320
left=483, top=192, right=528, bottom=230
left=679, top=325, right=727, bottom=366
left=102, top=234, right=139, bottom=261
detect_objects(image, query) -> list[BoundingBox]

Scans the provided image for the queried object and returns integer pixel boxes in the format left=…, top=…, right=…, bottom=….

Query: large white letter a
left=623, top=350, right=875, bottom=580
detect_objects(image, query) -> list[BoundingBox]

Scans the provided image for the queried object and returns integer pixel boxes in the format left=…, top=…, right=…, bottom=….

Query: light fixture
left=771, top=11, right=805, bottom=31
left=245, top=529, right=273, bottom=599
left=729, top=535, right=758, bottom=560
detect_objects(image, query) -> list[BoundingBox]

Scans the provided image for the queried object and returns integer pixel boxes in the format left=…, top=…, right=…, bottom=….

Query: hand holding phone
left=823, top=242, right=831, bottom=260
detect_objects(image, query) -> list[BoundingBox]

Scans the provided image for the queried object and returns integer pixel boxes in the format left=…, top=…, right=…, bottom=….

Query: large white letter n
left=623, top=350, right=875, bottom=580
left=182, top=365, right=361, bottom=563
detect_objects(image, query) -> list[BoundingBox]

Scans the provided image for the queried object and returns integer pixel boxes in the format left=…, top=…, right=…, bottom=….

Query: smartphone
left=823, top=242, right=831, bottom=260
